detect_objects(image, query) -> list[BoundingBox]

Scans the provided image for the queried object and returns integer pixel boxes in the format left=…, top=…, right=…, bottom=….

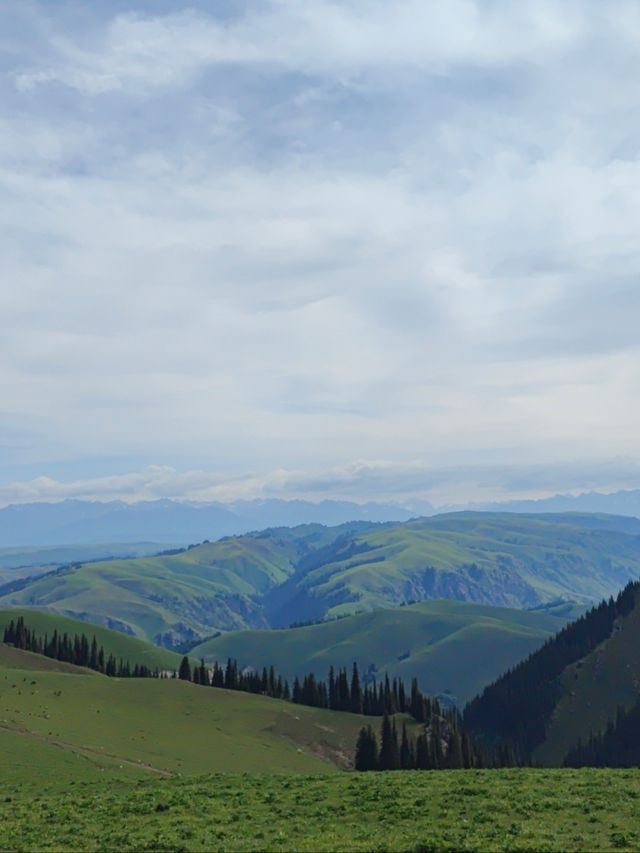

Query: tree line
left=463, top=580, right=639, bottom=762
left=3, top=616, right=158, bottom=678
left=176, top=654, right=450, bottom=723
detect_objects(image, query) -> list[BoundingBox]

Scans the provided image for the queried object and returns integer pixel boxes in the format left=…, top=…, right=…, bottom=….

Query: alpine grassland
left=1, top=769, right=639, bottom=852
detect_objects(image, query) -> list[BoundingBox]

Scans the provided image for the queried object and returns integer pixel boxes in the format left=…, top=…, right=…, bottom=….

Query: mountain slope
left=464, top=580, right=640, bottom=765
left=191, top=600, right=575, bottom=704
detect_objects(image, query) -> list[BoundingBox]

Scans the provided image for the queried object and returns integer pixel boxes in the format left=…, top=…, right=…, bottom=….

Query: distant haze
left=3, top=489, right=640, bottom=548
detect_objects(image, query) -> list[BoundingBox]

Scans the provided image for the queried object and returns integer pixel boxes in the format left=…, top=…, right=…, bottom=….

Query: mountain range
left=4, top=489, right=640, bottom=551
left=0, top=498, right=418, bottom=547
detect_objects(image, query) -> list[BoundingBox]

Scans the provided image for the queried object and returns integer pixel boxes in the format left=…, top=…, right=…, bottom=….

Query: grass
left=192, top=599, right=572, bottom=704
left=1, top=769, right=639, bottom=851
left=0, top=609, right=185, bottom=671
left=0, top=652, right=372, bottom=777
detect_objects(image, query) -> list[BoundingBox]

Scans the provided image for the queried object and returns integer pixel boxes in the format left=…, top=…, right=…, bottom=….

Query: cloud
left=13, top=3, right=591, bottom=95
left=4, top=457, right=640, bottom=508
left=1, top=1, right=640, bottom=502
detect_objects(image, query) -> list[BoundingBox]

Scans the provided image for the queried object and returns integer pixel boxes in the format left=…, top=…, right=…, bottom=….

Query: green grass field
left=192, top=599, right=572, bottom=704
left=1, top=769, right=639, bottom=851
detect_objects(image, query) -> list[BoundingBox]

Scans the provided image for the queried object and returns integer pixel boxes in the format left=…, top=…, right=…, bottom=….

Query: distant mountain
left=190, top=599, right=579, bottom=705
left=0, top=498, right=417, bottom=547
left=477, top=488, right=640, bottom=519
left=2, top=512, right=638, bottom=648
left=464, top=580, right=640, bottom=766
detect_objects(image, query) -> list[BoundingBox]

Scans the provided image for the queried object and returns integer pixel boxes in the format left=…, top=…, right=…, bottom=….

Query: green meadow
left=1, top=769, right=639, bottom=852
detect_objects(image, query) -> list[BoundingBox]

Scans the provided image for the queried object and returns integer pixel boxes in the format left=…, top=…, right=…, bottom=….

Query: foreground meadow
left=1, top=768, right=639, bottom=852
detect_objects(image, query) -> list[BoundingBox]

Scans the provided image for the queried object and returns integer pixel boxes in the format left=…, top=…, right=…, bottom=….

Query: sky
left=1, top=0, right=640, bottom=507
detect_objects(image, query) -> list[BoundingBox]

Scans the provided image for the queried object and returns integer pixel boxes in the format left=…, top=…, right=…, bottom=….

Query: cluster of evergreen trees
left=3, top=617, right=158, bottom=679
left=564, top=701, right=640, bottom=768
left=463, top=581, right=638, bottom=762
left=177, top=655, right=292, bottom=698
left=354, top=709, right=516, bottom=771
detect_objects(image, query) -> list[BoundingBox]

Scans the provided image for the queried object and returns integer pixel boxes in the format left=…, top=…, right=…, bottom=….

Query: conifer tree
left=178, top=655, right=192, bottom=681
left=355, top=725, right=378, bottom=771
left=350, top=662, right=363, bottom=714
left=400, top=722, right=414, bottom=769
left=378, top=713, right=400, bottom=770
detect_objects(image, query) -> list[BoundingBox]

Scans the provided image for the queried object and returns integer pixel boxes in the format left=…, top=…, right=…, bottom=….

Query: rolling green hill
left=2, top=512, right=637, bottom=647
left=0, top=647, right=373, bottom=779
left=464, top=580, right=640, bottom=765
left=0, top=609, right=185, bottom=671
left=191, top=600, right=575, bottom=704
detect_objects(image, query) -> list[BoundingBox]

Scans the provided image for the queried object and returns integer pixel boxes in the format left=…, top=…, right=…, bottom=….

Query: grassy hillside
left=0, top=535, right=303, bottom=645
left=2, top=512, right=637, bottom=646
left=0, top=650, right=372, bottom=777
left=1, top=768, right=638, bottom=851
left=192, top=600, right=571, bottom=704
left=0, top=609, right=184, bottom=671
left=0, top=523, right=366, bottom=644
left=266, top=513, right=640, bottom=625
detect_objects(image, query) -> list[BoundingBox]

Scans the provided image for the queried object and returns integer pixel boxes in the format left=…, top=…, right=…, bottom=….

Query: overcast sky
left=2, top=0, right=640, bottom=506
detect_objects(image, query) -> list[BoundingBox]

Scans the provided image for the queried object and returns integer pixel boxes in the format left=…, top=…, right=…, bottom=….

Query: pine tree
left=355, top=725, right=378, bottom=771
left=400, top=722, right=414, bottom=769
left=178, top=656, right=192, bottom=681
left=350, top=662, right=363, bottom=714
left=378, top=713, right=400, bottom=770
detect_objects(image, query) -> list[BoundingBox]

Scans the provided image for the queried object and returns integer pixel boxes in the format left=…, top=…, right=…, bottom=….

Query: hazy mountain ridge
left=0, top=498, right=418, bottom=547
